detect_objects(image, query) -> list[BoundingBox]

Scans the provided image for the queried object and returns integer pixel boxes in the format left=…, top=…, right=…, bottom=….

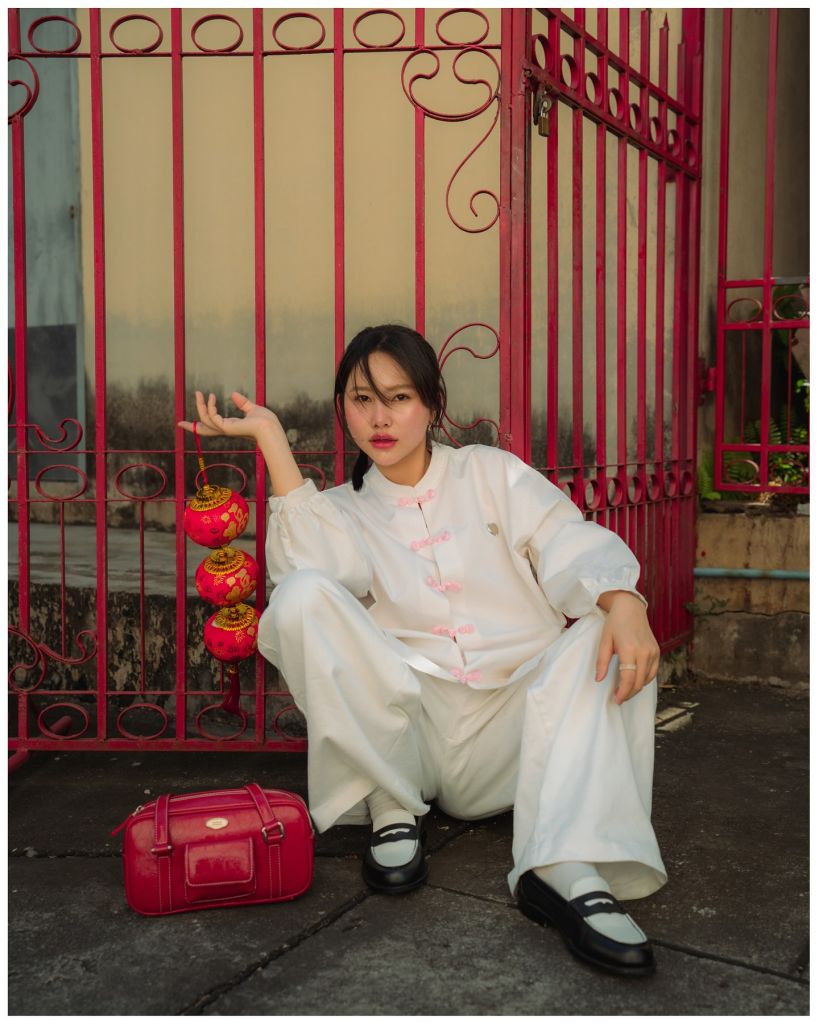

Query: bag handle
left=117, top=784, right=285, bottom=854
left=244, top=782, right=286, bottom=843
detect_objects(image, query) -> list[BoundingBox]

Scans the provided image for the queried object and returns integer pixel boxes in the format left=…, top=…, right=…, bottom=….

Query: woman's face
left=343, top=351, right=435, bottom=487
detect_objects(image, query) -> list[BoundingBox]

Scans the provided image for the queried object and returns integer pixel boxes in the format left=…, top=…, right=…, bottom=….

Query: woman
left=179, top=324, right=666, bottom=976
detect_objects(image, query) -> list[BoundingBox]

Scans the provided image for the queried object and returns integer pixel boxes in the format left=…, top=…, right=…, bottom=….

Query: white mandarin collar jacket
left=265, top=443, right=644, bottom=690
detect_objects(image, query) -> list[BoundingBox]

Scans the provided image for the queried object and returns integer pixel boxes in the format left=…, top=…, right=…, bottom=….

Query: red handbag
left=111, top=783, right=314, bottom=916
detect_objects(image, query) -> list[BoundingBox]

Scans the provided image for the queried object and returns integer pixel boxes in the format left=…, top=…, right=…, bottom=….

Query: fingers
left=176, top=391, right=225, bottom=436
left=595, top=626, right=614, bottom=682
left=614, top=647, right=661, bottom=705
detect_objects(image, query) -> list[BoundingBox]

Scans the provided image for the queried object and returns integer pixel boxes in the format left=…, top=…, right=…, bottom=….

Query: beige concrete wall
left=695, top=511, right=809, bottom=614
left=74, top=8, right=503, bottom=428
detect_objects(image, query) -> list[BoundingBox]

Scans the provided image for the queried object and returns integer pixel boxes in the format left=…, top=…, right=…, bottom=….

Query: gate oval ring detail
left=271, top=703, right=307, bottom=741
left=607, top=477, right=626, bottom=507
left=664, top=471, right=679, bottom=497
left=436, top=9, right=490, bottom=47
left=195, top=703, right=249, bottom=742
left=584, top=479, right=604, bottom=511
left=193, top=462, right=249, bottom=495
left=37, top=702, right=91, bottom=740
left=28, top=15, right=82, bottom=54
left=114, top=462, right=169, bottom=502
left=353, top=9, right=405, bottom=49
left=530, top=34, right=551, bottom=72
left=628, top=475, right=645, bottom=503
left=33, top=465, right=89, bottom=501
left=561, top=55, right=579, bottom=91
left=191, top=15, right=244, bottom=54
left=647, top=473, right=663, bottom=501
left=117, top=703, right=169, bottom=741
left=272, top=13, right=326, bottom=51
left=585, top=72, right=603, bottom=107
left=608, top=87, right=625, bottom=121
left=109, top=15, right=163, bottom=54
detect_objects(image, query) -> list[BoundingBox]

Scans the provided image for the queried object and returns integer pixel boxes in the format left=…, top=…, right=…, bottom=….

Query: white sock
left=365, top=788, right=417, bottom=868
left=534, top=862, right=647, bottom=945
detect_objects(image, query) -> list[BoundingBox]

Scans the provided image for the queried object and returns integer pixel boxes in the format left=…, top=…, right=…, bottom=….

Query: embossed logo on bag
left=205, top=817, right=229, bottom=830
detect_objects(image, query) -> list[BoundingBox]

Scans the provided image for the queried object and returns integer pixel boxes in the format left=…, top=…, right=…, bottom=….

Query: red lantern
left=204, top=603, right=260, bottom=664
left=203, top=603, right=260, bottom=716
left=183, top=485, right=249, bottom=548
left=195, top=546, right=258, bottom=607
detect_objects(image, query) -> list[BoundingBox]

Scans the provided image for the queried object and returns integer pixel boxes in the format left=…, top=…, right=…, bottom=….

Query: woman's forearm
left=256, top=422, right=305, bottom=497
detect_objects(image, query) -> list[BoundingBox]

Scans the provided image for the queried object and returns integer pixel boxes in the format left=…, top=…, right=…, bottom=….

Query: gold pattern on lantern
left=189, top=483, right=234, bottom=511
left=202, top=547, right=246, bottom=576
left=213, top=604, right=257, bottom=631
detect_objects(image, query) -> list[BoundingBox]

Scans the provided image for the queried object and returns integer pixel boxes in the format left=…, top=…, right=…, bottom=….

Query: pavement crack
left=9, top=849, right=119, bottom=859
left=177, top=889, right=373, bottom=1015
left=651, top=938, right=810, bottom=985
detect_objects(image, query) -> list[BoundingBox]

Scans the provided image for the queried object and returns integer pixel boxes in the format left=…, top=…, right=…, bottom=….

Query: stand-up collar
left=362, top=442, right=450, bottom=501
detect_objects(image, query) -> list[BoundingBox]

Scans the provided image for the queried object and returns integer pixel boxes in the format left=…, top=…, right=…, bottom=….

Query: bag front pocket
left=184, top=838, right=256, bottom=904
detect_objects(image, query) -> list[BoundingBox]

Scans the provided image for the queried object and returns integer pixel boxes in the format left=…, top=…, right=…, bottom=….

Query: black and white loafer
left=518, top=870, right=656, bottom=977
left=362, top=821, right=428, bottom=894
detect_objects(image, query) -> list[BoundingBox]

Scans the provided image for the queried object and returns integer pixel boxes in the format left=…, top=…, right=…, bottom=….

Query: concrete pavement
left=8, top=680, right=809, bottom=1016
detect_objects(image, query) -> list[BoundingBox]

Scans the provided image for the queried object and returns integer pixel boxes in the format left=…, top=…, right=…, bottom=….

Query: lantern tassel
left=220, top=663, right=242, bottom=715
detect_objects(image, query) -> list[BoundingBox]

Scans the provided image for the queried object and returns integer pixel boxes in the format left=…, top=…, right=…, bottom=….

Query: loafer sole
left=363, top=860, right=429, bottom=895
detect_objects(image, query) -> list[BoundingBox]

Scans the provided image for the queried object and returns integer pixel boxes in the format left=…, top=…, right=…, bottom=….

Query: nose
left=370, top=399, right=392, bottom=427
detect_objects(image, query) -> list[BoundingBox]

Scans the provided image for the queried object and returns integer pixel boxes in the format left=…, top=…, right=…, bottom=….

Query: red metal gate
left=712, top=9, right=809, bottom=497
left=8, top=8, right=703, bottom=758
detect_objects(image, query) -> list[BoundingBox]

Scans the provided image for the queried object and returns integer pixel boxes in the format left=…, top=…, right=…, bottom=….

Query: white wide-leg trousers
left=257, top=569, right=667, bottom=900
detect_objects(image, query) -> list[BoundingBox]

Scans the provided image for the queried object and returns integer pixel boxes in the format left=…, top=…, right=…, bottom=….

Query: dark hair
left=334, top=324, right=447, bottom=491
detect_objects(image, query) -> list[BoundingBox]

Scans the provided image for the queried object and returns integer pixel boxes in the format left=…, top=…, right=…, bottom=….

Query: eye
left=353, top=394, right=370, bottom=404
left=392, top=393, right=411, bottom=402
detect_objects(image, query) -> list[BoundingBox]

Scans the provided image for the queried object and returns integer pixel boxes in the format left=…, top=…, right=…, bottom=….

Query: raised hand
left=178, top=390, right=304, bottom=498
left=178, top=391, right=280, bottom=442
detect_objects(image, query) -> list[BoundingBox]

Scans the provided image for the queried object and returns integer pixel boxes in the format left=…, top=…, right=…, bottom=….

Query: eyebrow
left=348, top=383, right=415, bottom=393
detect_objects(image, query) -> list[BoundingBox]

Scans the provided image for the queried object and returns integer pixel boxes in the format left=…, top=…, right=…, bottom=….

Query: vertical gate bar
left=714, top=10, right=732, bottom=489
left=684, top=16, right=705, bottom=639
left=333, top=9, right=346, bottom=485
left=759, top=9, right=779, bottom=490
left=653, top=19, right=668, bottom=643
left=594, top=122, right=607, bottom=521
left=570, top=15, right=584, bottom=501
left=252, top=7, right=267, bottom=740
left=414, top=8, right=425, bottom=338
left=10, top=8, right=32, bottom=747
left=635, top=10, right=649, bottom=605
left=9, top=9, right=31, bottom=652
left=615, top=10, right=629, bottom=545
left=670, top=30, right=690, bottom=642
left=506, top=7, right=531, bottom=461
left=499, top=10, right=512, bottom=454
left=171, top=8, right=188, bottom=738
left=594, top=10, right=608, bottom=529
left=545, top=11, right=559, bottom=481
left=90, top=9, right=109, bottom=739
left=138, top=503, right=146, bottom=688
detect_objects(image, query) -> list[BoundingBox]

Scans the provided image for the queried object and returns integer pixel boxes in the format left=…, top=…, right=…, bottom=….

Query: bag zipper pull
left=110, top=804, right=144, bottom=837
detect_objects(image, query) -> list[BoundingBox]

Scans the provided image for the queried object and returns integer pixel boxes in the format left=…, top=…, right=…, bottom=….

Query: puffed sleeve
left=265, top=479, right=373, bottom=597
left=496, top=451, right=646, bottom=618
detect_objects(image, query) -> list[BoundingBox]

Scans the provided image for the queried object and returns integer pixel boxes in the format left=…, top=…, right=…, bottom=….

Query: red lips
left=370, top=434, right=398, bottom=449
